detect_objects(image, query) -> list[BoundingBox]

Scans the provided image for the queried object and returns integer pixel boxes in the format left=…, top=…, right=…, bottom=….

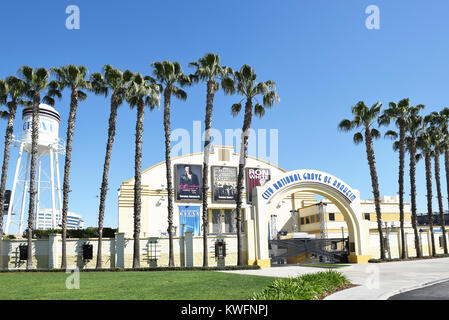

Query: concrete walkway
left=220, top=258, right=449, bottom=300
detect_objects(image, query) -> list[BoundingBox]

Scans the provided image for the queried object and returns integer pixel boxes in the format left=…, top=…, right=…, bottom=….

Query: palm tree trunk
left=409, top=137, right=421, bottom=257
left=96, top=94, right=119, bottom=269
left=27, top=92, right=40, bottom=269
left=201, top=79, right=215, bottom=267
left=61, top=89, right=78, bottom=269
left=425, top=151, right=436, bottom=256
left=0, top=101, right=17, bottom=269
left=364, top=127, right=385, bottom=259
left=235, top=98, right=253, bottom=266
left=133, top=98, right=144, bottom=268
left=163, top=87, right=175, bottom=267
left=398, top=122, right=406, bottom=259
left=434, top=152, right=448, bottom=254
left=445, top=148, right=449, bottom=252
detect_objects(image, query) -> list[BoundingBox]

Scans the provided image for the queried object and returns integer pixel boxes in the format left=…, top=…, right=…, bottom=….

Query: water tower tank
left=22, top=104, right=60, bottom=155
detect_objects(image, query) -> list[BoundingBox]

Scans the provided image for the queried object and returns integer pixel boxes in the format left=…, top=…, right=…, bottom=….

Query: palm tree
left=151, top=61, right=191, bottom=267
left=188, top=53, right=233, bottom=267
left=423, top=113, right=448, bottom=254
left=416, top=124, right=437, bottom=256
left=338, top=101, right=386, bottom=260
left=379, top=98, right=414, bottom=259
left=125, top=71, right=160, bottom=268
left=17, top=66, right=52, bottom=269
left=427, top=109, right=449, bottom=254
left=0, top=77, right=26, bottom=269
left=90, top=65, right=130, bottom=269
left=384, top=106, right=425, bottom=258
left=51, top=65, right=90, bottom=269
left=440, top=108, right=449, bottom=235
left=221, top=65, right=280, bottom=265
left=406, top=108, right=425, bottom=257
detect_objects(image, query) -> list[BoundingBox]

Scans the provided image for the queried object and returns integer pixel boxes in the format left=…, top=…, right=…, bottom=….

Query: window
left=209, top=209, right=245, bottom=234
left=364, top=213, right=370, bottom=221
left=316, top=214, right=320, bottom=222
left=212, top=209, right=221, bottom=234
left=300, top=217, right=305, bottom=225
left=328, top=213, right=335, bottom=221
left=224, top=209, right=236, bottom=233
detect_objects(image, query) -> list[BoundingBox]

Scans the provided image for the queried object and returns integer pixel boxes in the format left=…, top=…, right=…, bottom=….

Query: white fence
left=0, top=232, right=247, bottom=270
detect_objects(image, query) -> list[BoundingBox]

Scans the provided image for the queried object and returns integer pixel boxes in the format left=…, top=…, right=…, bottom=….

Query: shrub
left=28, top=227, right=118, bottom=239
left=251, top=270, right=350, bottom=300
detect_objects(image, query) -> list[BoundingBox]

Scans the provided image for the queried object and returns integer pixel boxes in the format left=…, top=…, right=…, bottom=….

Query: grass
left=251, top=270, right=351, bottom=300
left=0, top=271, right=278, bottom=300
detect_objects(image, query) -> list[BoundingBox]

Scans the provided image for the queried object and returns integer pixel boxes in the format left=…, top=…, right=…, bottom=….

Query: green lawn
left=0, top=271, right=278, bottom=300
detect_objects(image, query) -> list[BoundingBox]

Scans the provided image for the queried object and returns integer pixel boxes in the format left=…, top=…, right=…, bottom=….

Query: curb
left=379, top=277, right=449, bottom=300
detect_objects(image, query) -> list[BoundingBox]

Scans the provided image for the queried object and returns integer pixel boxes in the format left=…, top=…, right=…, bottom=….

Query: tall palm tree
left=125, top=71, right=160, bottom=268
left=440, top=108, right=449, bottom=238
left=90, top=65, right=130, bottom=269
left=51, top=65, right=90, bottom=269
left=384, top=106, right=425, bottom=258
left=417, top=124, right=437, bottom=256
left=423, top=113, right=448, bottom=254
left=338, top=101, right=386, bottom=260
left=221, top=65, right=280, bottom=265
left=151, top=61, right=191, bottom=267
left=17, top=66, right=52, bottom=269
left=379, top=98, right=414, bottom=259
left=427, top=109, right=449, bottom=254
left=189, top=53, right=233, bottom=267
left=406, top=108, right=425, bottom=257
left=0, top=78, right=26, bottom=269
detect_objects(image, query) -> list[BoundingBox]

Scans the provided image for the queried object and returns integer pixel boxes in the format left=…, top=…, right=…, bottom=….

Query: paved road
left=220, top=257, right=449, bottom=300
left=388, top=280, right=449, bottom=300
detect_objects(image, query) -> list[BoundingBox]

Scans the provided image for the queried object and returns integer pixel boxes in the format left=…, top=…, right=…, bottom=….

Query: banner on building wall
left=175, top=164, right=202, bottom=201
left=179, top=206, right=201, bottom=236
left=246, top=168, right=271, bottom=203
left=212, top=166, right=237, bottom=202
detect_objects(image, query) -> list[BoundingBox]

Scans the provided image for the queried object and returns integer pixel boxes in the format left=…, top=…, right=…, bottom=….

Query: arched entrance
left=247, top=169, right=371, bottom=268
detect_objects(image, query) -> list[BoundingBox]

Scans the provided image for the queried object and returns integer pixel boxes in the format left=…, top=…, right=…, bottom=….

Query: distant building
left=34, top=209, right=84, bottom=230
left=417, top=212, right=449, bottom=226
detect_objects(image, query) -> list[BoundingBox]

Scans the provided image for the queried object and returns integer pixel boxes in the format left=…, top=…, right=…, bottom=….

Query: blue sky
left=1, top=0, right=449, bottom=229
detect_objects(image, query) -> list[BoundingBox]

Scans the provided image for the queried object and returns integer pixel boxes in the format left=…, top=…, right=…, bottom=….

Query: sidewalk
left=220, top=258, right=449, bottom=300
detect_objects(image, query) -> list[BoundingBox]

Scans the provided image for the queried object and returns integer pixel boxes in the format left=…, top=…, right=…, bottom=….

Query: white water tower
left=4, top=104, right=65, bottom=235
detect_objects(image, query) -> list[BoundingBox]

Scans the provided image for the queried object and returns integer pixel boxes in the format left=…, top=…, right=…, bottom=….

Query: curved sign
left=260, top=169, right=357, bottom=203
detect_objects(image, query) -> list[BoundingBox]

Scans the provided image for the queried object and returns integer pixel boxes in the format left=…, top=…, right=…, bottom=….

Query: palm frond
left=353, top=132, right=364, bottom=144
left=231, top=103, right=242, bottom=117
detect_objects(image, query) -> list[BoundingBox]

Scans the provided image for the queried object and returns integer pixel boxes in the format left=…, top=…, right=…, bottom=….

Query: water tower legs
left=18, top=152, right=30, bottom=234
left=5, top=144, right=24, bottom=234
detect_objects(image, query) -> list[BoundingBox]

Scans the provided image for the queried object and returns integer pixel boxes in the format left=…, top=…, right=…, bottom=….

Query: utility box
left=19, top=244, right=28, bottom=261
left=82, top=243, right=93, bottom=260
left=214, top=239, right=226, bottom=259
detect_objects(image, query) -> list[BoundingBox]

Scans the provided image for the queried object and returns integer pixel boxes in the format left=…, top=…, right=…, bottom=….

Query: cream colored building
left=117, top=145, right=429, bottom=266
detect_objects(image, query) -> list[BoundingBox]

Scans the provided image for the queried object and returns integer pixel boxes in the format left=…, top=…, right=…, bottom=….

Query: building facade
left=117, top=145, right=429, bottom=266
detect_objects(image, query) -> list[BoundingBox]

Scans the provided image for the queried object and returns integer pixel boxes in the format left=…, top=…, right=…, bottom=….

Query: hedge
left=22, top=227, right=118, bottom=239
left=0, top=265, right=261, bottom=273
